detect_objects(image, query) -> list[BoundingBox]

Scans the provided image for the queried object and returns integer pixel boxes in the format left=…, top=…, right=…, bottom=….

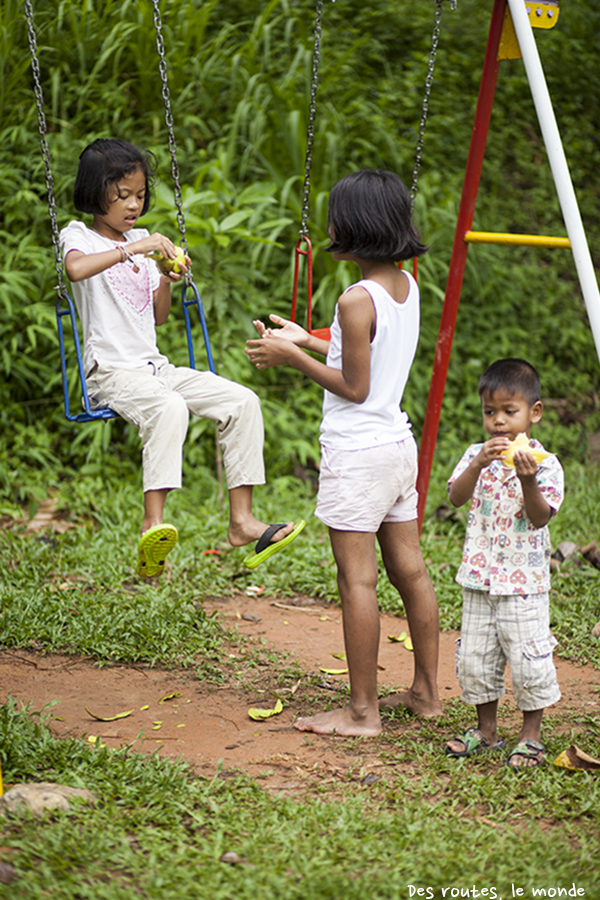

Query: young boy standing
left=445, top=358, right=564, bottom=770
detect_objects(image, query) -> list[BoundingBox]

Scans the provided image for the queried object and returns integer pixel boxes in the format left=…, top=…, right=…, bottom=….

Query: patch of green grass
left=3, top=457, right=600, bottom=671
left=1, top=458, right=599, bottom=897
left=0, top=523, right=224, bottom=672
left=0, top=701, right=597, bottom=899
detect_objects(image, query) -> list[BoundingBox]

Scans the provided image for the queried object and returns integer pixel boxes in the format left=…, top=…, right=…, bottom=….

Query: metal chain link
left=410, top=0, right=457, bottom=212
left=151, top=0, right=191, bottom=279
left=299, top=0, right=332, bottom=236
left=24, top=0, right=68, bottom=297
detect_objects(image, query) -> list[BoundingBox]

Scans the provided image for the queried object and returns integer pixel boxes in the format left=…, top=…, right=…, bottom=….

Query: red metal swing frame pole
left=416, top=0, right=508, bottom=529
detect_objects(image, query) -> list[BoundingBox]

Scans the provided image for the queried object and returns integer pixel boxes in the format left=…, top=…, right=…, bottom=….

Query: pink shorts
left=315, top=437, right=419, bottom=532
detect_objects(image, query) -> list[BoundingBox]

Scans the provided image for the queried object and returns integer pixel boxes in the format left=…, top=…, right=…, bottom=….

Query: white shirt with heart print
left=59, top=220, right=166, bottom=376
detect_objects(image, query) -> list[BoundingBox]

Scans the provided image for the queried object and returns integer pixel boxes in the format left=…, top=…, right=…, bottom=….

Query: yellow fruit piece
left=146, top=246, right=187, bottom=275
left=501, top=432, right=550, bottom=467
left=404, top=636, right=414, bottom=652
left=319, top=667, right=348, bottom=675
left=248, top=698, right=284, bottom=721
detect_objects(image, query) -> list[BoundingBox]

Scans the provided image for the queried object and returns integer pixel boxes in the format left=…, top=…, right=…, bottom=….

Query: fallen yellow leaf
left=319, top=667, right=348, bottom=675
left=85, top=706, right=134, bottom=722
left=404, top=636, right=414, bottom=652
left=331, top=652, right=347, bottom=660
left=140, top=705, right=149, bottom=711
left=388, top=631, right=407, bottom=643
left=554, top=745, right=600, bottom=771
left=248, top=698, right=284, bottom=721
left=158, top=692, right=182, bottom=704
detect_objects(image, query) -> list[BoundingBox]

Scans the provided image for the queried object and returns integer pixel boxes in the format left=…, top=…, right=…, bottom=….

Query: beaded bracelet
left=116, top=244, right=134, bottom=263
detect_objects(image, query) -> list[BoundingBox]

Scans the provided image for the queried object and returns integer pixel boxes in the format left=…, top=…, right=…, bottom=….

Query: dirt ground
left=1, top=592, right=598, bottom=791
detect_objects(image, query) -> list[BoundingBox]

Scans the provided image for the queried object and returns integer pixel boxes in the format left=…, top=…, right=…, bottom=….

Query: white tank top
left=319, top=274, right=419, bottom=450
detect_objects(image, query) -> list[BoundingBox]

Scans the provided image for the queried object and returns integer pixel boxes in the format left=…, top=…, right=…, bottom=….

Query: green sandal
left=445, top=727, right=506, bottom=758
left=506, top=739, right=545, bottom=770
left=244, top=520, right=306, bottom=569
left=137, top=524, right=178, bottom=578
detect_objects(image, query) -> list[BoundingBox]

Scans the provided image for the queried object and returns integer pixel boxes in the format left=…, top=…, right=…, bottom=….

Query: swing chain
left=151, top=0, right=191, bottom=279
left=410, top=0, right=457, bottom=212
left=23, top=0, right=68, bottom=298
left=300, top=0, right=328, bottom=237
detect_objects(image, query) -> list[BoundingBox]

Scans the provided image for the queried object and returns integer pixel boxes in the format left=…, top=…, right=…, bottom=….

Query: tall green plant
left=0, top=0, right=599, bottom=510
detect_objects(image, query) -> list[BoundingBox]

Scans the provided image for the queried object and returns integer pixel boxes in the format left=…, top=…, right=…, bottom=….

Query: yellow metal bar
left=527, top=2, right=560, bottom=30
left=498, top=2, right=560, bottom=61
left=464, top=230, right=571, bottom=249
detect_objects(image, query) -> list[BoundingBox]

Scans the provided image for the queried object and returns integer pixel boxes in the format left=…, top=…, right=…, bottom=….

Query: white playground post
left=507, top=0, right=600, bottom=362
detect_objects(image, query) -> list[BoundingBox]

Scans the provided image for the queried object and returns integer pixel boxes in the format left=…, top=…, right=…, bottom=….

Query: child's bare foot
left=228, top=517, right=294, bottom=548
left=379, top=689, right=443, bottom=719
left=293, top=706, right=382, bottom=737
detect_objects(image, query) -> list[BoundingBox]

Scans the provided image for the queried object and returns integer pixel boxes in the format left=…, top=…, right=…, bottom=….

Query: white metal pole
left=507, top=0, right=600, bottom=362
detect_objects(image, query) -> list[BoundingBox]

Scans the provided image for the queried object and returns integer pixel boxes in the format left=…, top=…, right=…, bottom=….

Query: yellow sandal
left=137, top=524, right=178, bottom=578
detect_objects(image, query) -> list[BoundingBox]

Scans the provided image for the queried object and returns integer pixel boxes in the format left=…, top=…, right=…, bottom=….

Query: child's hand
left=130, top=232, right=179, bottom=259
left=475, top=436, right=510, bottom=469
left=160, top=255, right=190, bottom=282
left=245, top=335, right=299, bottom=369
left=253, top=314, right=309, bottom=346
left=512, top=449, right=539, bottom=480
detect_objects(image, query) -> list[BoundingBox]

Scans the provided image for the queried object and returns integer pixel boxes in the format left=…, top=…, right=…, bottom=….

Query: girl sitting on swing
left=60, top=138, right=304, bottom=577
left=246, top=169, right=442, bottom=735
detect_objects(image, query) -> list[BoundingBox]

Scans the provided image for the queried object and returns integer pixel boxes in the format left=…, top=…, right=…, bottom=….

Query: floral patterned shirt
left=448, top=439, right=564, bottom=595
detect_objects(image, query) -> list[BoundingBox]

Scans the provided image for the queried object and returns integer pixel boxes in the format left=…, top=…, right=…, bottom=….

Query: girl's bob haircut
left=326, top=169, right=427, bottom=262
left=73, top=138, right=156, bottom=217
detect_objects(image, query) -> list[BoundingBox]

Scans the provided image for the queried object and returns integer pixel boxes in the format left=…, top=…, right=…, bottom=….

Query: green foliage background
left=1, top=0, right=599, bottom=509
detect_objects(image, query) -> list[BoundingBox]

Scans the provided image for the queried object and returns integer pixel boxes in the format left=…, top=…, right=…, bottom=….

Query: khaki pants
left=87, top=363, right=265, bottom=492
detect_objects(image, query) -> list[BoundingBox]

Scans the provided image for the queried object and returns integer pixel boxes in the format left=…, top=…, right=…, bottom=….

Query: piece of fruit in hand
left=146, top=246, right=187, bottom=274
left=501, top=432, right=549, bottom=467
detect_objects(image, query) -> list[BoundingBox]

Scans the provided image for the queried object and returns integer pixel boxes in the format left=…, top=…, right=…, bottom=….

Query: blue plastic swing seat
left=56, top=280, right=215, bottom=424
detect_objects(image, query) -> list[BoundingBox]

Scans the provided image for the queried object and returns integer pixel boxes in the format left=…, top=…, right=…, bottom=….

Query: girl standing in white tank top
left=246, top=170, right=442, bottom=736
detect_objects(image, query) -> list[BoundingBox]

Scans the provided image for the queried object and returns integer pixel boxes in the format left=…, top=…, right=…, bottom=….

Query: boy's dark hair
left=478, top=358, right=541, bottom=406
left=326, top=169, right=428, bottom=262
left=73, top=138, right=156, bottom=216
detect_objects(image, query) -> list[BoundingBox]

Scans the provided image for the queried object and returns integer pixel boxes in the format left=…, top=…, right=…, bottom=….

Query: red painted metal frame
left=291, top=235, right=313, bottom=330
left=292, top=241, right=418, bottom=342
left=291, top=235, right=332, bottom=340
left=416, top=0, right=508, bottom=528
